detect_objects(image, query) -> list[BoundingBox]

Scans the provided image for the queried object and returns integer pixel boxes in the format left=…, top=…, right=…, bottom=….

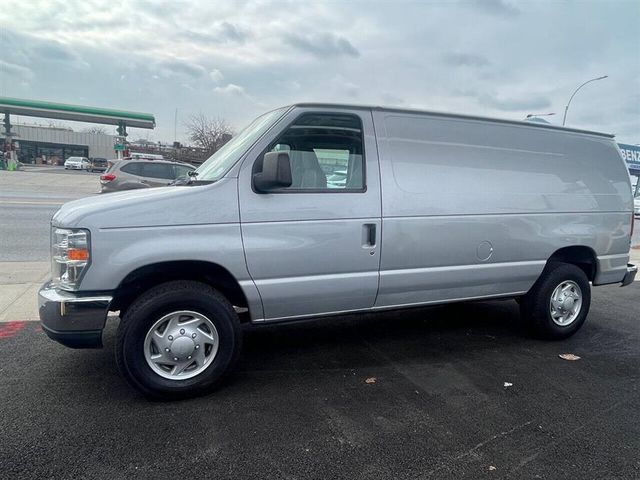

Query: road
left=0, top=284, right=639, bottom=479
left=0, top=167, right=100, bottom=261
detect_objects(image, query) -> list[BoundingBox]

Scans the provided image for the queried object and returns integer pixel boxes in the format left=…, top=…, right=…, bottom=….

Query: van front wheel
left=520, top=263, right=591, bottom=339
left=115, top=281, right=242, bottom=399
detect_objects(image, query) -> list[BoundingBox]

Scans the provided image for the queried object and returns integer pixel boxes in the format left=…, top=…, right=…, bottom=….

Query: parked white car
left=64, top=156, right=90, bottom=170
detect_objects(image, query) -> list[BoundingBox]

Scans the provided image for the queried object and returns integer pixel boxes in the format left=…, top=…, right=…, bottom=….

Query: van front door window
left=266, top=113, right=365, bottom=191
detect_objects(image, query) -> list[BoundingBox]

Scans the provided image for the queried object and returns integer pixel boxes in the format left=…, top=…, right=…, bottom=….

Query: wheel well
left=111, top=261, right=250, bottom=321
left=547, top=246, right=597, bottom=281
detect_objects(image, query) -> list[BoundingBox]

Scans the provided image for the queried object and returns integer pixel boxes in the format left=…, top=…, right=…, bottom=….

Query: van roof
left=289, top=103, right=615, bottom=139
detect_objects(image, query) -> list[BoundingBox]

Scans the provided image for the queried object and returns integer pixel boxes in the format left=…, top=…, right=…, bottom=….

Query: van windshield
left=195, top=107, right=289, bottom=181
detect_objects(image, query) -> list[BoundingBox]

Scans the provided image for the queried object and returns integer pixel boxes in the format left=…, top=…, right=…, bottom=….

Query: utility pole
left=174, top=108, right=178, bottom=144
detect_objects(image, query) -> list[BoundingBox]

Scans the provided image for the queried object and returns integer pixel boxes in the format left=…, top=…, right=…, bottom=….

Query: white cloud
left=213, top=83, right=247, bottom=96
left=330, top=75, right=359, bottom=98
left=0, top=0, right=637, bottom=143
left=283, top=32, right=360, bottom=58
left=157, top=59, right=206, bottom=78
left=0, top=60, right=33, bottom=80
left=209, top=69, right=224, bottom=84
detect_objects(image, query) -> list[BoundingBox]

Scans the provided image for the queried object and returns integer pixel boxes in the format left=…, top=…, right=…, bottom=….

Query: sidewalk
left=1, top=250, right=639, bottom=323
left=0, top=261, right=49, bottom=322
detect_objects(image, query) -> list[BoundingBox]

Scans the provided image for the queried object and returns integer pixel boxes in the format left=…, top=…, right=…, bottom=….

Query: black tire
left=520, top=262, right=591, bottom=339
left=115, top=280, right=242, bottom=399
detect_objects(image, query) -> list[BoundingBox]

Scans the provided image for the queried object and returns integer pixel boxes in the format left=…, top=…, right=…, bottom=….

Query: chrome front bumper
left=621, top=264, right=637, bottom=287
left=38, top=282, right=113, bottom=348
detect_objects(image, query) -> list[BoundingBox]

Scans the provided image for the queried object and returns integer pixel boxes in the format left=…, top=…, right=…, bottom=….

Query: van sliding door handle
left=363, top=223, right=377, bottom=247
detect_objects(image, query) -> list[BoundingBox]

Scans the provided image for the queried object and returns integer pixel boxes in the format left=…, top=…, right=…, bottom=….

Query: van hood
left=52, top=178, right=239, bottom=229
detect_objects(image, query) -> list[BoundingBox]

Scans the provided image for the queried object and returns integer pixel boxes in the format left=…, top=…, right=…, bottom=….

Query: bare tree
left=82, top=126, right=108, bottom=135
left=185, top=113, right=233, bottom=154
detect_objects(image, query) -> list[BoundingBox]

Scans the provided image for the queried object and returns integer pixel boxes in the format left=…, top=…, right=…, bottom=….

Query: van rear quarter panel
left=374, top=111, right=632, bottom=307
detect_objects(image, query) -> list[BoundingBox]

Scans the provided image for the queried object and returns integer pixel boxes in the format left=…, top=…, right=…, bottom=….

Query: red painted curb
left=0, top=321, right=27, bottom=339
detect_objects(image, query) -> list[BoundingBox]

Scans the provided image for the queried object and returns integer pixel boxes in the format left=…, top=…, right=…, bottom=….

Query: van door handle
left=363, top=223, right=377, bottom=247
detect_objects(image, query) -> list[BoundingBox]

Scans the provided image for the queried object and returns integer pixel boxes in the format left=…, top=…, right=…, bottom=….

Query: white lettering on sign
left=623, top=150, right=638, bottom=163
left=619, top=145, right=640, bottom=166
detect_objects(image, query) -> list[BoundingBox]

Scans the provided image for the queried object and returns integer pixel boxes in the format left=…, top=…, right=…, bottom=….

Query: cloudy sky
left=1, top=0, right=638, bottom=143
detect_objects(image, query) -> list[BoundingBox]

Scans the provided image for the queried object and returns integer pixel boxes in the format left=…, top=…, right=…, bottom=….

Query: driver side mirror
left=253, top=151, right=292, bottom=192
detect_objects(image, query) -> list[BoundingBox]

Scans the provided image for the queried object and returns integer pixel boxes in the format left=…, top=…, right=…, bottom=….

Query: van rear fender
left=546, top=246, right=597, bottom=281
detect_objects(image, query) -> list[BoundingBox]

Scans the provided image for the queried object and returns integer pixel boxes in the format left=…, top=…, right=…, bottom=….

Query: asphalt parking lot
left=1, top=283, right=639, bottom=480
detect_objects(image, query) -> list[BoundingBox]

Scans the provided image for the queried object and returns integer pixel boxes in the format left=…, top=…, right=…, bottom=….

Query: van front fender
left=76, top=223, right=263, bottom=320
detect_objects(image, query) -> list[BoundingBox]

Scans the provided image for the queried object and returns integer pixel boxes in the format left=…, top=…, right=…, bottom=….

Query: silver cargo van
left=39, top=104, right=637, bottom=398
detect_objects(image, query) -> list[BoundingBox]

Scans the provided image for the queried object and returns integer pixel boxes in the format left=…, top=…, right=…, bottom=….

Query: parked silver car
left=100, top=158, right=195, bottom=192
left=39, top=103, right=636, bottom=399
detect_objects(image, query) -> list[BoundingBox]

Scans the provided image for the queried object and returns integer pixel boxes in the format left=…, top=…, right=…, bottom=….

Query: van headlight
left=51, top=227, right=91, bottom=291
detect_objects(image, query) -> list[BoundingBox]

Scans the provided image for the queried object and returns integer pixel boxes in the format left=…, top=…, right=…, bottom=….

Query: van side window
left=267, top=113, right=365, bottom=191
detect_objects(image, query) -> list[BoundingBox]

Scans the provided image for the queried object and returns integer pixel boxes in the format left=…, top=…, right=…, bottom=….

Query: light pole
left=562, top=75, right=608, bottom=126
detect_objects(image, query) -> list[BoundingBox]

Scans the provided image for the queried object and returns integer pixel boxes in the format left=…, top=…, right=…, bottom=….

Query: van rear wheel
left=520, top=262, right=591, bottom=339
left=115, top=280, right=242, bottom=399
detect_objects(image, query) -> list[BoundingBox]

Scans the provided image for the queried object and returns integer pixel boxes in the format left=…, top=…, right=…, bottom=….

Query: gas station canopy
left=0, top=96, right=155, bottom=129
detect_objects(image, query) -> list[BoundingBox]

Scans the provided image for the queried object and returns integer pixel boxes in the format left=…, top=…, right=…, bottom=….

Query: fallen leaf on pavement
left=365, top=377, right=376, bottom=384
left=559, top=353, right=581, bottom=361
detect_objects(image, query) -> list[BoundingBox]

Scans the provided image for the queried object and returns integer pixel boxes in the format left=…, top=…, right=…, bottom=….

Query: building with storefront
left=1, top=124, right=117, bottom=165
